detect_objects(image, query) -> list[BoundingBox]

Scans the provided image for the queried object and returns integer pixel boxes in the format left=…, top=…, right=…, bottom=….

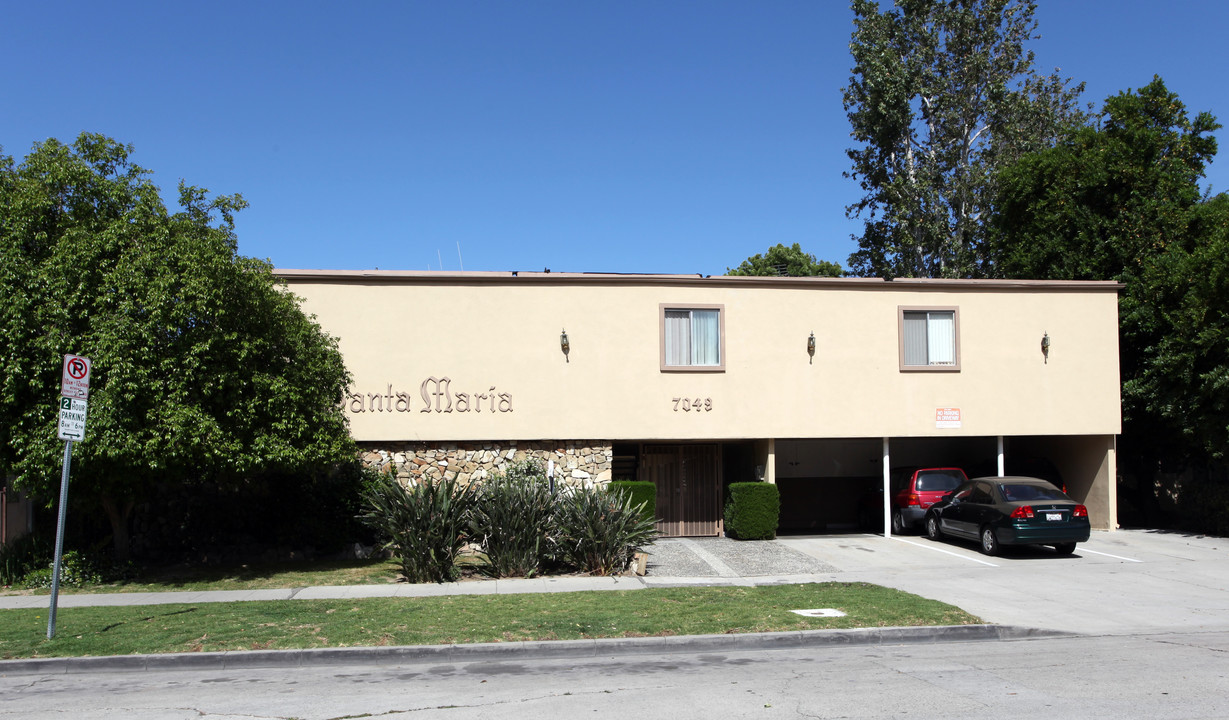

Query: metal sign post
left=47, top=440, right=74, bottom=639
left=48, top=354, right=91, bottom=640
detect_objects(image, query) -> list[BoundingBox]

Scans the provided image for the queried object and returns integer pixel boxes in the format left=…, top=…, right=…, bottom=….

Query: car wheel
left=891, top=510, right=908, bottom=535
left=1052, top=542, right=1077, bottom=555
left=925, top=514, right=942, bottom=540
left=979, top=526, right=1000, bottom=556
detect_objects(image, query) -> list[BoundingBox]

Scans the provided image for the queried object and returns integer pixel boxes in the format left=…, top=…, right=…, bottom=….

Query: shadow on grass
left=101, top=607, right=198, bottom=633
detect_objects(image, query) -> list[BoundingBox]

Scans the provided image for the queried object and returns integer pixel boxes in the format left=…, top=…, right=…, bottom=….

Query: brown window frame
left=898, top=306, right=961, bottom=372
left=659, top=303, right=725, bottom=373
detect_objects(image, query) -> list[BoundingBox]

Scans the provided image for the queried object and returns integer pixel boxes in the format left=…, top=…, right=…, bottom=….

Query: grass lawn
left=0, top=583, right=980, bottom=659
left=0, top=558, right=404, bottom=596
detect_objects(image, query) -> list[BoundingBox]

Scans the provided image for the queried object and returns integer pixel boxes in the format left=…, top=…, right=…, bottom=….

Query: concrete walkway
left=0, top=536, right=837, bottom=610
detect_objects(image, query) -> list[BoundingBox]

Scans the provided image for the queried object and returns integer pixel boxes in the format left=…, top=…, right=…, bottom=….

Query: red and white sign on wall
left=935, top=407, right=962, bottom=429
left=61, top=354, right=92, bottom=399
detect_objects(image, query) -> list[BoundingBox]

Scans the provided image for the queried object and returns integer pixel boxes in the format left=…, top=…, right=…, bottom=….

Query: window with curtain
left=900, top=308, right=959, bottom=370
left=662, top=306, right=723, bottom=370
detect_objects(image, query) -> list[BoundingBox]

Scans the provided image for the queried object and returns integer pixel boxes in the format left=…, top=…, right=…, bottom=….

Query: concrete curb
left=0, top=624, right=1073, bottom=676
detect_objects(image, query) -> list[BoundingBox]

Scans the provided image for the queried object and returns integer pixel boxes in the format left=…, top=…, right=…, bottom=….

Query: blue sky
left=4, top=2, right=1227, bottom=276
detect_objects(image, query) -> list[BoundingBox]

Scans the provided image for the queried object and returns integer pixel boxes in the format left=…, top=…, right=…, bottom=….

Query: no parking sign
left=61, top=354, right=92, bottom=399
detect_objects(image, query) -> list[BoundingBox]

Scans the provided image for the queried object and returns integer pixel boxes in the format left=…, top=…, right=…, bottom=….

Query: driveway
left=778, top=528, right=1229, bottom=635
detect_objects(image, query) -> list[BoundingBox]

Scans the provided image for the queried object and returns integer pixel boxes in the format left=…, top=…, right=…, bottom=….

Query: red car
left=890, top=467, right=969, bottom=534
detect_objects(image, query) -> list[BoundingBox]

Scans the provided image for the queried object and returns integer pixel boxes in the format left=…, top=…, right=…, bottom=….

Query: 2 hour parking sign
left=57, top=397, right=88, bottom=441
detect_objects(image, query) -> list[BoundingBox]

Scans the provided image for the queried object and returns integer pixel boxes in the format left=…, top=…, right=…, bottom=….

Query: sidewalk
left=0, top=537, right=841, bottom=610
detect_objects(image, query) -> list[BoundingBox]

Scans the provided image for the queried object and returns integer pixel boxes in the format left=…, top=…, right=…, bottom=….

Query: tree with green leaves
left=843, top=0, right=1085, bottom=279
left=0, top=133, right=355, bottom=560
left=991, top=78, right=1226, bottom=526
left=726, top=243, right=843, bottom=277
left=993, top=77, right=1219, bottom=282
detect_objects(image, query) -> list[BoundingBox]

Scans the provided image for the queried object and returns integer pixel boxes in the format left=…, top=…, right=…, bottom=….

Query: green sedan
left=923, top=476, right=1091, bottom=556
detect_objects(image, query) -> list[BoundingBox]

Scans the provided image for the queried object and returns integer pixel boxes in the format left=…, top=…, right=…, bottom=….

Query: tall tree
left=993, top=77, right=1219, bottom=282
left=726, top=243, right=844, bottom=277
left=843, top=0, right=1085, bottom=279
left=991, top=78, right=1225, bottom=525
left=0, top=134, right=355, bottom=559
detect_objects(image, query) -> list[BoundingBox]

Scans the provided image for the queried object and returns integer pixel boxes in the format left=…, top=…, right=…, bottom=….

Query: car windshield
left=916, top=470, right=965, bottom=492
left=999, top=483, right=1069, bottom=502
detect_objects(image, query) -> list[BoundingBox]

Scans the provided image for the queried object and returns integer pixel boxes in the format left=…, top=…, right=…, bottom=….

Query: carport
left=769, top=434, right=1117, bottom=534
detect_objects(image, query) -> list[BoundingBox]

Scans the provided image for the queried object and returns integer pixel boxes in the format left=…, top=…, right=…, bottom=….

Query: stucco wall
left=279, top=271, right=1122, bottom=445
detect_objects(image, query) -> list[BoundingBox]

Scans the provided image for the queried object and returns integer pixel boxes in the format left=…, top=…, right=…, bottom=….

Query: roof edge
left=273, top=269, right=1124, bottom=291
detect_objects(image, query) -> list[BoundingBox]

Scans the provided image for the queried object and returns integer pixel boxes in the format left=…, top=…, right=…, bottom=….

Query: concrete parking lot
left=778, top=528, right=1229, bottom=635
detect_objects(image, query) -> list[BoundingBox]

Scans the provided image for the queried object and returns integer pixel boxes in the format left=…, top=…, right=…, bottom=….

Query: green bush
left=724, top=482, right=780, bottom=540
left=21, top=550, right=102, bottom=589
left=469, top=461, right=556, bottom=578
left=555, top=486, right=657, bottom=576
left=608, top=480, right=656, bottom=523
left=0, top=532, right=52, bottom=587
left=359, top=472, right=476, bottom=583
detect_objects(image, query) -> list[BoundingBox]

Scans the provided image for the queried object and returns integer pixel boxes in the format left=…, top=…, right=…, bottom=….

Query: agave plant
left=359, top=471, right=476, bottom=583
left=554, top=485, right=657, bottom=576
left=468, top=461, right=556, bottom=578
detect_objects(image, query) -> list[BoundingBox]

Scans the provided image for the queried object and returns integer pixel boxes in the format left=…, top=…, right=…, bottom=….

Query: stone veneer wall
left=359, top=440, right=615, bottom=488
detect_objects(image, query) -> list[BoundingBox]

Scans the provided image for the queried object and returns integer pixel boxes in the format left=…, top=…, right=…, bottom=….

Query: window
left=660, top=304, right=724, bottom=372
left=969, top=482, right=995, bottom=504
left=899, top=307, right=960, bottom=371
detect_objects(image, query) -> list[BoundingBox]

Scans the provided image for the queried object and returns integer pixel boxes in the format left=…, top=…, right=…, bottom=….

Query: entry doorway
left=640, top=444, right=722, bottom=537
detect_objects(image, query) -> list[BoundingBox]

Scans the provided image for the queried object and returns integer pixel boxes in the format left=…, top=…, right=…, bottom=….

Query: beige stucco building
left=278, top=269, right=1122, bottom=537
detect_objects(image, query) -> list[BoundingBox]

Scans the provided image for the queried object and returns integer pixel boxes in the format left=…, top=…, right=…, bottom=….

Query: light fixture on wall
left=560, top=328, right=570, bottom=362
left=1041, top=332, right=1050, bottom=364
left=807, top=332, right=816, bottom=364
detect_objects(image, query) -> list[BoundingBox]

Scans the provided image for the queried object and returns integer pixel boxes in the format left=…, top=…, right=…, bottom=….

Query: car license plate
left=1046, top=512, right=1063, bottom=522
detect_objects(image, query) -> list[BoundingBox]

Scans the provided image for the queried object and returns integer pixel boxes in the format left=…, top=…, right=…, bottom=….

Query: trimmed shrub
left=359, top=472, right=476, bottom=583
left=555, top=486, right=657, bottom=576
left=469, top=461, right=556, bottom=578
left=608, top=480, right=656, bottom=523
left=724, top=482, right=780, bottom=540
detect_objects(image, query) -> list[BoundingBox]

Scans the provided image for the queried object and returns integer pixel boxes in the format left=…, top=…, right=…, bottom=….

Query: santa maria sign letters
left=345, top=376, right=514, bottom=415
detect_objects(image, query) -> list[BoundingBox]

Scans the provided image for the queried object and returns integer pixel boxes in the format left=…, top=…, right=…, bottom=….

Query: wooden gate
left=640, top=444, right=722, bottom=537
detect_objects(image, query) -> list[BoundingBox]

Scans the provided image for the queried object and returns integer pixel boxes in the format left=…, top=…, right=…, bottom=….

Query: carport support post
left=997, top=436, right=1005, bottom=477
left=882, top=438, right=891, bottom=538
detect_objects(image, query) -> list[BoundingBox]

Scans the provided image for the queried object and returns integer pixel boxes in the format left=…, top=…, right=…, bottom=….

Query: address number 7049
left=672, top=397, right=712, bottom=412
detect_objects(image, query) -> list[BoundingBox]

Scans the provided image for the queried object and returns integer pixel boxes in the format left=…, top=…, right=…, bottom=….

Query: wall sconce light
left=1041, top=332, right=1050, bottom=364
left=807, top=332, right=816, bottom=364
left=560, top=328, right=570, bottom=362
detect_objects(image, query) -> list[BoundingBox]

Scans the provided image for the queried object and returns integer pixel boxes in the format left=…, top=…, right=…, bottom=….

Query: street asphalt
left=3, top=529, right=1225, bottom=675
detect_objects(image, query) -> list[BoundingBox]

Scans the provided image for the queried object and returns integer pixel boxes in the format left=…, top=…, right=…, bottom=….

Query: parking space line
left=1079, top=548, right=1143, bottom=563
left=890, top=537, right=999, bottom=567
